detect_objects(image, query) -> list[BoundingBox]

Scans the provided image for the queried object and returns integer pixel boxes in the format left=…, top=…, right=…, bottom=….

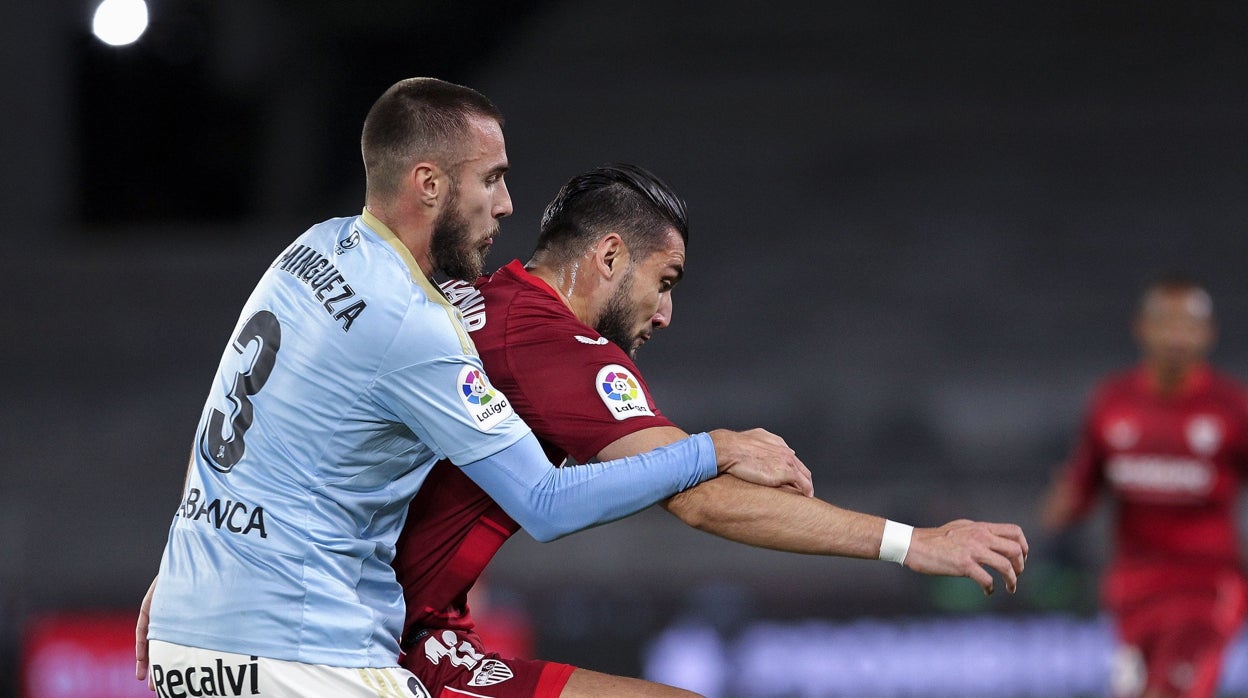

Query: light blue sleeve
left=373, top=353, right=533, bottom=466
left=460, top=432, right=718, bottom=542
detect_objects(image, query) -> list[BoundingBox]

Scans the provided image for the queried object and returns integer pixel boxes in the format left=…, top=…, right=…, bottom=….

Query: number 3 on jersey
left=198, top=310, right=282, bottom=473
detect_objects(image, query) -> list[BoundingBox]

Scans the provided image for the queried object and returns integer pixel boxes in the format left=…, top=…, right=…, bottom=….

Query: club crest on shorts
left=596, top=364, right=654, bottom=421
left=457, top=366, right=513, bottom=431
left=468, top=659, right=515, bottom=687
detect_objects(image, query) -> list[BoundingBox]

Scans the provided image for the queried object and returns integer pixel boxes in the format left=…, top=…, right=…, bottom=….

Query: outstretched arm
left=602, top=427, right=1028, bottom=595
left=1038, top=469, right=1082, bottom=534
left=461, top=426, right=810, bottom=542
left=666, top=474, right=1027, bottom=594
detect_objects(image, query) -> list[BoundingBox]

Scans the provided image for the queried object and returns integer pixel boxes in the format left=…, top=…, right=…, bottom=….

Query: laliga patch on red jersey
left=596, top=364, right=655, bottom=421
left=457, top=366, right=514, bottom=431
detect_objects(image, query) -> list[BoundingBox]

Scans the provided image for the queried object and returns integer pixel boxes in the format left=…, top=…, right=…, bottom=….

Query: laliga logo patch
left=596, top=364, right=655, bottom=421
left=468, top=659, right=514, bottom=687
left=1186, top=415, right=1222, bottom=456
left=457, top=366, right=513, bottom=431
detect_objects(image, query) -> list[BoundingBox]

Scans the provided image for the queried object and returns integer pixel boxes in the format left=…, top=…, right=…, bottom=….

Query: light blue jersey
left=149, top=211, right=532, bottom=666
left=149, top=211, right=720, bottom=668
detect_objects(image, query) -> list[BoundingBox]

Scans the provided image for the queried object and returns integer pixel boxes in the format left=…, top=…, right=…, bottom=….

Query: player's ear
left=411, top=163, right=442, bottom=208
left=595, top=233, right=628, bottom=278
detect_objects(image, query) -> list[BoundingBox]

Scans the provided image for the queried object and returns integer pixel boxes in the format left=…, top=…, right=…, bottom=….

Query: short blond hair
left=360, top=77, right=503, bottom=202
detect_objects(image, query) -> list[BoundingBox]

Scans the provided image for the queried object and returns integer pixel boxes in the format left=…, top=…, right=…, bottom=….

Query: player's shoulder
left=476, top=270, right=586, bottom=337
left=290, top=215, right=366, bottom=252
left=1090, top=368, right=1139, bottom=399
left=279, top=214, right=411, bottom=286
left=306, top=214, right=473, bottom=356
left=1076, top=369, right=1142, bottom=419
left=1203, top=367, right=1248, bottom=411
left=438, top=267, right=568, bottom=345
left=482, top=275, right=639, bottom=372
left=1207, top=367, right=1248, bottom=392
left=386, top=285, right=477, bottom=361
left=477, top=268, right=563, bottom=311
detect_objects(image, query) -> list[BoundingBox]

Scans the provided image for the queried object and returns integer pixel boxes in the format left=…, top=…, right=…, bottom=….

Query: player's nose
left=494, top=180, right=513, bottom=218
left=652, top=295, right=673, bottom=329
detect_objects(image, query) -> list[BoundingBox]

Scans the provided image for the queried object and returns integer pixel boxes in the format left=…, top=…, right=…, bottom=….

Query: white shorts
left=148, top=640, right=431, bottom=698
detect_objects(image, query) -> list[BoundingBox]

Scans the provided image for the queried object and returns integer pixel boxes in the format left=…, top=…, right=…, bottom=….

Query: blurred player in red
left=1041, top=278, right=1248, bottom=698
left=398, top=163, right=1029, bottom=697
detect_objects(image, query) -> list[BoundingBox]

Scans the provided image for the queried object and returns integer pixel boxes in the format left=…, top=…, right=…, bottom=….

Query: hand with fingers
left=708, top=428, right=814, bottom=497
left=901, top=519, right=1030, bottom=595
left=136, top=575, right=157, bottom=691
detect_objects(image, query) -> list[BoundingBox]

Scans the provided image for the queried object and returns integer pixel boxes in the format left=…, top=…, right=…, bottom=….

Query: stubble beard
left=595, top=270, right=642, bottom=359
left=430, top=189, right=496, bottom=281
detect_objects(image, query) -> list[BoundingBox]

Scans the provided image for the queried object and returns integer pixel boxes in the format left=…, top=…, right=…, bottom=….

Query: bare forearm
left=662, top=474, right=885, bottom=558
left=1038, top=473, right=1083, bottom=534
left=619, top=430, right=1025, bottom=594
left=665, top=475, right=1028, bottom=594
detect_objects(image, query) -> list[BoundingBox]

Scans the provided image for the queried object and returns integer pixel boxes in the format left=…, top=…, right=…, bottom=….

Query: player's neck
left=524, top=263, right=580, bottom=315
left=365, top=202, right=437, bottom=278
left=1146, top=360, right=1199, bottom=396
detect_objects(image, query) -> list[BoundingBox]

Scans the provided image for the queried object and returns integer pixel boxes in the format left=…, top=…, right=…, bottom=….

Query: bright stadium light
left=91, top=0, right=149, bottom=47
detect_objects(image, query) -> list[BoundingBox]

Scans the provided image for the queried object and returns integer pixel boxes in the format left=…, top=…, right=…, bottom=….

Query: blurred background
left=3, top=1, right=1247, bottom=696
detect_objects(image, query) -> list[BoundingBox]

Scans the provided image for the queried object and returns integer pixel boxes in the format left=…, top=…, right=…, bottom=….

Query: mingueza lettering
left=272, top=244, right=368, bottom=331
left=474, top=397, right=509, bottom=424
left=440, top=279, right=487, bottom=332
left=178, top=488, right=268, bottom=538
left=151, top=657, right=260, bottom=697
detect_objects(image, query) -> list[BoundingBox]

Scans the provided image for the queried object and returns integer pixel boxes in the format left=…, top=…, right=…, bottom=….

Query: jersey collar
left=360, top=208, right=438, bottom=288
left=360, top=208, right=476, bottom=354
left=499, top=259, right=572, bottom=309
left=1133, top=361, right=1213, bottom=398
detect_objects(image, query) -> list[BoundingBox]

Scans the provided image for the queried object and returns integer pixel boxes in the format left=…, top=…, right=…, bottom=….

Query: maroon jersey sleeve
left=1213, top=373, right=1248, bottom=475
left=494, top=292, right=677, bottom=464
left=1061, top=383, right=1111, bottom=520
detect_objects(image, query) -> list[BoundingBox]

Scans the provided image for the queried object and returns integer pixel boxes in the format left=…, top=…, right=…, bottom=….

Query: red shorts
left=1104, top=564, right=1248, bottom=697
left=400, top=628, right=574, bottom=698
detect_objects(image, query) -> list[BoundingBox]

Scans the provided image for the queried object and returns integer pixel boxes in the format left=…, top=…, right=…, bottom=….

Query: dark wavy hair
left=535, top=163, right=689, bottom=263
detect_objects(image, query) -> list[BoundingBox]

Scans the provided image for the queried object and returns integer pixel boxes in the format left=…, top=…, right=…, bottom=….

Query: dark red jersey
left=1063, top=364, right=1248, bottom=572
left=393, top=260, right=676, bottom=642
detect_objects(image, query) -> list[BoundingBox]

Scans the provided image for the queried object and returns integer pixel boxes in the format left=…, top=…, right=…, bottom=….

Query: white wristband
left=879, top=519, right=913, bottom=564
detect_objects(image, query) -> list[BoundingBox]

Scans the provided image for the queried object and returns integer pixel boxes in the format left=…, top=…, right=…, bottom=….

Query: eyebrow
left=668, top=263, right=685, bottom=283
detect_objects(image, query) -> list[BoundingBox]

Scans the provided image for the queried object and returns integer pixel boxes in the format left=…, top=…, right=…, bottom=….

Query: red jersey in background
left=1062, top=363, right=1248, bottom=696
left=1064, top=364, right=1248, bottom=570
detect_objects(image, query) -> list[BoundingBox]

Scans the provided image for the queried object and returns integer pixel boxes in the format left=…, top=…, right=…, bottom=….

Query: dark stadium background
left=3, top=1, right=1247, bottom=696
